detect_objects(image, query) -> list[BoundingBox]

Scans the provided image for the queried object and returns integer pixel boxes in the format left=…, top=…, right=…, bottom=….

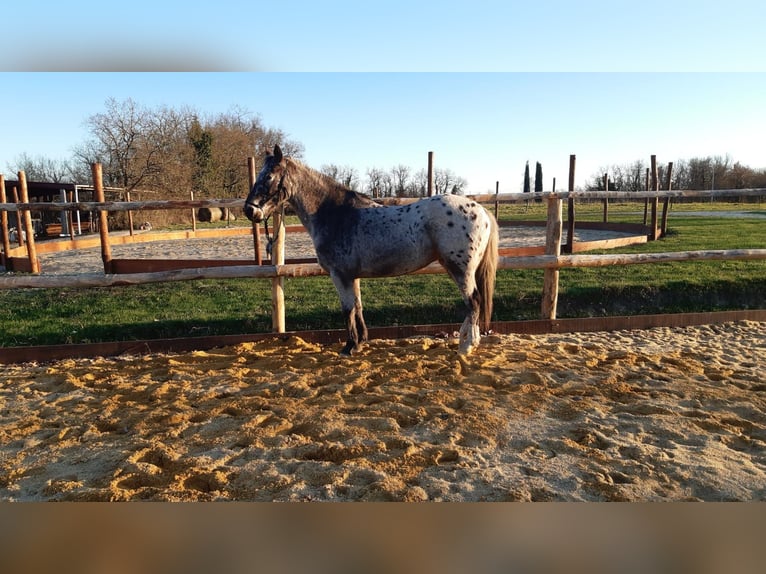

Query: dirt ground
left=1, top=320, right=764, bottom=501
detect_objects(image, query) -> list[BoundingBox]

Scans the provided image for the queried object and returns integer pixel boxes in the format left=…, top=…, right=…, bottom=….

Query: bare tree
left=7, top=153, right=78, bottom=182
left=587, top=159, right=647, bottom=191
left=76, top=97, right=160, bottom=191
left=390, top=164, right=411, bottom=198
left=365, top=167, right=390, bottom=198
left=586, top=154, right=766, bottom=192
left=75, top=99, right=305, bottom=201
left=727, top=161, right=755, bottom=189
left=148, top=104, right=196, bottom=196
left=320, top=164, right=360, bottom=190
left=412, top=169, right=428, bottom=197
left=433, top=168, right=467, bottom=195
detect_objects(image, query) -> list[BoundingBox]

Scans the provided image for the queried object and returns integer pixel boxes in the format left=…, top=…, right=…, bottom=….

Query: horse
left=244, top=145, right=498, bottom=356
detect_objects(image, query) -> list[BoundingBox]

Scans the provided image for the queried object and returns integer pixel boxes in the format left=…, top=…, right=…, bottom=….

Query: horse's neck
left=286, top=161, right=367, bottom=229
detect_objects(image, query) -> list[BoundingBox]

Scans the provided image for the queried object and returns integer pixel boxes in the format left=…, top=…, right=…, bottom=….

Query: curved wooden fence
left=1, top=168, right=765, bottom=332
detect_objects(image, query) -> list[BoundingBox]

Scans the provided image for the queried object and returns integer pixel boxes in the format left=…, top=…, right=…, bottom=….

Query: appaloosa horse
left=244, top=145, right=498, bottom=355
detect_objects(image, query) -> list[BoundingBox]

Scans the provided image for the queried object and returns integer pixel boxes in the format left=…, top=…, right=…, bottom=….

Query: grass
left=1, top=201, right=764, bottom=347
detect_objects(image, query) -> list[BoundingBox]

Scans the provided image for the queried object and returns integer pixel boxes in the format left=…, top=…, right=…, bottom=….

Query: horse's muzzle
left=244, top=203, right=265, bottom=222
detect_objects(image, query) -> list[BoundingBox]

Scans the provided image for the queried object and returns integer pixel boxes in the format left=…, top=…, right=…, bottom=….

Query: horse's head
left=244, top=144, right=288, bottom=223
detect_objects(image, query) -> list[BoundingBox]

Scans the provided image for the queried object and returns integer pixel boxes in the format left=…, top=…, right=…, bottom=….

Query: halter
left=255, top=172, right=288, bottom=211
left=263, top=209, right=283, bottom=260
left=259, top=172, right=287, bottom=260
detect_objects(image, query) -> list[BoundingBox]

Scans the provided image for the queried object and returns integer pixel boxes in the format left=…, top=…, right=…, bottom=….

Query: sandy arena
left=0, top=321, right=764, bottom=501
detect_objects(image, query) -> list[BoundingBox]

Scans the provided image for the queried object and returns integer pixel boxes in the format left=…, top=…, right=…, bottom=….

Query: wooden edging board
left=0, top=309, right=763, bottom=365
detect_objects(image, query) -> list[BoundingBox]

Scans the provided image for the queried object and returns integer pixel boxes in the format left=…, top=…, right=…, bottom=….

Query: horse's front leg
left=331, top=274, right=365, bottom=355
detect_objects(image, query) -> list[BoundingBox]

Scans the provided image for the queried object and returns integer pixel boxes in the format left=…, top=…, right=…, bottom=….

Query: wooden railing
left=1, top=168, right=765, bottom=331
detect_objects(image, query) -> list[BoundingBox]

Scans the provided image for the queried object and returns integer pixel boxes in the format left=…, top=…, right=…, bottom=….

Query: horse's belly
left=359, top=246, right=436, bottom=277
left=313, top=207, right=441, bottom=278
left=357, top=240, right=436, bottom=277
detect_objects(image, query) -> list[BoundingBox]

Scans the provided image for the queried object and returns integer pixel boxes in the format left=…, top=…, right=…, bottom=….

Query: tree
left=433, top=168, right=467, bottom=195
left=188, top=116, right=215, bottom=195
left=728, top=161, right=756, bottom=189
left=75, top=99, right=305, bottom=201
left=76, top=97, right=164, bottom=191
left=391, top=164, right=411, bottom=198
left=203, top=106, right=304, bottom=197
left=7, top=153, right=78, bottom=183
left=523, top=161, right=530, bottom=193
left=365, top=167, right=390, bottom=198
left=534, top=162, right=543, bottom=193
left=320, top=164, right=360, bottom=190
left=586, top=154, right=766, bottom=192
left=586, top=159, right=647, bottom=191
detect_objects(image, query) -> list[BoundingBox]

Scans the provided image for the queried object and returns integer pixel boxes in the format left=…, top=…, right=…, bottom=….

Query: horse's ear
left=273, top=144, right=283, bottom=162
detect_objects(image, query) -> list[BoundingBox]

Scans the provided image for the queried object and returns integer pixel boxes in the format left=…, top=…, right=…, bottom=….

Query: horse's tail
left=476, top=214, right=499, bottom=333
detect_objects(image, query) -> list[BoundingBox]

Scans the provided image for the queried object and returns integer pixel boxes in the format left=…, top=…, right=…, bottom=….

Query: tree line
left=585, top=155, right=766, bottom=192
left=8, top=98, right=304, bottom=200
left=5, top=98, right=467, bottom=202
left=321, top=163, right=467, bottom=198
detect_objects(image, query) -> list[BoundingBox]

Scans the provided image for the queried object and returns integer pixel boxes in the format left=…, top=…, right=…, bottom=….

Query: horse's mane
left=286, top=157, right=380, bottom=207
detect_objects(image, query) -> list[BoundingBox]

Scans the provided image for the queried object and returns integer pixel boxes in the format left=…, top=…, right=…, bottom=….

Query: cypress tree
left=534, top=162, right=543, bottom=192
left=523, top=161, right=530, bottom=194
left=534, top=161, right=543, bottom=202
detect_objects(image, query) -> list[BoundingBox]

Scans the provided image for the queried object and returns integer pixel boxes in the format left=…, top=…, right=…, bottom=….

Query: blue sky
left=1, top=1, right=764, bottom=193
left=1, top=73, right=764, bottom=194
left=3, top=1, right=764, bottom=72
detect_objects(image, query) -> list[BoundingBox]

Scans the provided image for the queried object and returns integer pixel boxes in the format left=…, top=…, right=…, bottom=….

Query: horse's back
left=311, top=194, right=494, bottom=279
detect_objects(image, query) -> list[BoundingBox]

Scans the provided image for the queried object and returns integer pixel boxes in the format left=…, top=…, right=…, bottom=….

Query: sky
left=1, top=1, right=764, bottom=194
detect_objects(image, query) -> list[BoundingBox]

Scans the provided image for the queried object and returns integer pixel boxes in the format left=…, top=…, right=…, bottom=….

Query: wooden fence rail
left=1, top=187, right=765, bottom=214
left=2, top=249, right=764, bottom=290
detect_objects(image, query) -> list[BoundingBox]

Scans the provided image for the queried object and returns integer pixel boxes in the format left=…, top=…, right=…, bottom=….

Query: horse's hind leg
left=458, top=290, right=481, bottom=355
left=442, top=260, right=481, bottom=355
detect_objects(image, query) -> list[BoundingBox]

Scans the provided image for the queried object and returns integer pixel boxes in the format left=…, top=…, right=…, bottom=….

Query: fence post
left=541, top=195, right=563, bottom=320
left=650, top=155, right=659, bottom=240
left=602, top=173, right=609, bottom=222
left=66, top=190, right=75, bottom=239
left=427, top=151, right=434, bottom=197
left=660, top=162, right=673, bottom=238
left=0, top=175, right=10, bottom=267
left=495, top=181, right=500, bottom=221
left=643, top=168, right=650, bottom=225
left=271, top=207, right=286, bottom=333
left=126, top=190, right=135, bottom=236
left=247, top=157, right=262, bottom=265
left=17, top=171, right=40, bottom=274
left=190, top=190, right=196, bottom=233
left=91, top=163, right=112, bottom=274
left=565, top=154, right=576, bottom=254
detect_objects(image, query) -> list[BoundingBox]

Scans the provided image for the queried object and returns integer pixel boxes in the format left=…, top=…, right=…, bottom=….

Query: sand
left=1, top=320, right=764, bottom=501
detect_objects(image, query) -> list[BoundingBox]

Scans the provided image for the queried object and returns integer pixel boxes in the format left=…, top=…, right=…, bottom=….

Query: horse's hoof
left=458, top=341, right=476, bottom=355
left=340, top=342, right=363, bottom=356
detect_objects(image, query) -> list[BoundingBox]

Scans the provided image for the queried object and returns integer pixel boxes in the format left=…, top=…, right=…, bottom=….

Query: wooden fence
left=1, top=168, right=765, bottom=333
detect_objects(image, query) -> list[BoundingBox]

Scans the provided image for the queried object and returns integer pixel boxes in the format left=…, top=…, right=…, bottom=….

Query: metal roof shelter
left=1, top=180, right=100, bottom=236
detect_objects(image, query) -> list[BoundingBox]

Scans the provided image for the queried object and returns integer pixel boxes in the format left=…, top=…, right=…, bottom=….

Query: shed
left=2, top=180, right=99, bottom=237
